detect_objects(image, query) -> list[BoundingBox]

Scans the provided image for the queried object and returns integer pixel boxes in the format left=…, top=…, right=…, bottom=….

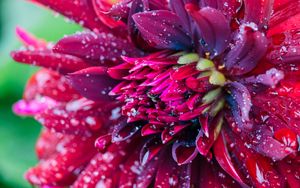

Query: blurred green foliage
left=0, top=0, right=81, bottom=187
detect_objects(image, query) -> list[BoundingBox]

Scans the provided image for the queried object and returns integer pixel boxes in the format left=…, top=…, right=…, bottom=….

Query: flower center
left=110, top=51, right=227, bottom=146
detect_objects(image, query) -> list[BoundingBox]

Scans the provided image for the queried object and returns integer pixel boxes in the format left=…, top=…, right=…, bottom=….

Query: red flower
left=11, top=0, right=300, bottom=187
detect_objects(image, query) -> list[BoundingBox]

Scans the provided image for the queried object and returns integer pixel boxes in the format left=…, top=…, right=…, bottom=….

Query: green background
left=0, top=1, right=81, bottom=187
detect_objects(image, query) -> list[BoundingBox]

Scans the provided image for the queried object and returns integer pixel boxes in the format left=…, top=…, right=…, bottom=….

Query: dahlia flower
left=11, top=0, right=300, bottom=187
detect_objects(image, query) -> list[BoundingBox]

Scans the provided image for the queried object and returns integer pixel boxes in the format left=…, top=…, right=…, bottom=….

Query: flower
left=11, top=0, right=300, bottom=187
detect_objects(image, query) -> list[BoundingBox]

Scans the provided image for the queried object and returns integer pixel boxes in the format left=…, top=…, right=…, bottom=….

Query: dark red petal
left=243, top=0, right=273, bottom=29
left=269, top=1, right=300, bottom=35
left=23, top=69, right=80, bottom=102
left=92, top=0, right=127, bottom=29
left=277, top=156, right=300, bottom=187
left=213, top=132, right=248, bottom=185
left=155, top=152, right=192, bottom=188
left=11, top=50, right=91, bottom=74
left=267, top=29, right=300, bottom=64
left=132, top=10, right=192, bottom=50
left=111, top=120, right=142, bottom=142
left=140, top=137, right=163, bottom=165
left=196, top=112, right=223, bottom=155
left=224, top=26, right=268, bottom=75
left=72, top=140, right=135, bottom=188
left=67, top=67, right=119, bottom=101
left=29, top=0, right=110, bottom=32
left=198, top=159, right=241, bottom=188
left=25, top=135, right=97, bottom=186
left=53, top=32, right=141, bottom=64
left=172, top=141, right=198, bottom=165
left=161, top=124, right=189, bottom=144
left=188, top=7, right=231, bottom=56
left=94, top=134, right=112, bottom=152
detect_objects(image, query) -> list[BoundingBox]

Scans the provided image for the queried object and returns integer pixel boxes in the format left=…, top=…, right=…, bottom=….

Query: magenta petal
left=132, top=10, right=192, bottom=50
left=244, top=0, right=274, bottom=29
left=188, top=7, right=231, bottom=56
left=15, top=27, right=47, bottom=48
left=224, top=26, right=268, bottom=75
left=67, top=67, right=119, bottom=101
left=54, top=32, right=141, bottom=64
left=13, top=98, right=56, bottom=116
left=11, top=50, right=91, bottom=74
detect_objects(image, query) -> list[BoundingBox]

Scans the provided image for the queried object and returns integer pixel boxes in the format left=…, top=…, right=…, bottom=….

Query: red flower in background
left=11, top=0, right=300, bottom=187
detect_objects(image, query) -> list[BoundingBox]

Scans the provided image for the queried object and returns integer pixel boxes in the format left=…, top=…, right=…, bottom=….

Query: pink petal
left=11, top=50, right=91, bottom=74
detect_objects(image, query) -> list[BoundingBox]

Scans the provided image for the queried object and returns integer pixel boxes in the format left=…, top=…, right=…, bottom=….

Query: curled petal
left=172, top=140, right=198, bottom=165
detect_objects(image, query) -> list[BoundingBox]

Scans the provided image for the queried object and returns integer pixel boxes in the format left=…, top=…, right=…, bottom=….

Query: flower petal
left=35, top=98, right=111, bottom=135
left=224, top=25, right=268, bottom=75
left=53, top=32, right=141, bottom=64
left=132, top=10, right=192, bottom=50
left=225, top=82, right=252, bottom=130
left=23, top=69, right=80, bottom=102
left=67, top=67, right=119, bottom=101
left=243, top=0, right=274, bottom=29
left=25, top=135, right=97, bottom=186
left=30, top=0, right=110, bottom=32
left=188, top=7, right=231, bottom=56
left=11, top=50, right=91, bottom=74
